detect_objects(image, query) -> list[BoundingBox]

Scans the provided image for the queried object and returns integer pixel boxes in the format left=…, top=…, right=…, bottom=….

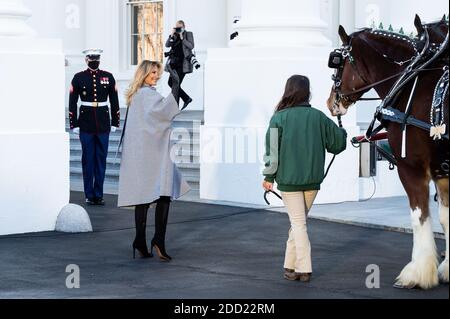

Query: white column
left=0, top=0, right=36, bottom=36
left=227, top=0, right=242, bottom=41
left=232, top=0, right=331, bottom=47
left=0, top=0, right=69, bottom=235
left=339, top=0, right=356, bottom=33
left=85, top=0, right=120, bottom=73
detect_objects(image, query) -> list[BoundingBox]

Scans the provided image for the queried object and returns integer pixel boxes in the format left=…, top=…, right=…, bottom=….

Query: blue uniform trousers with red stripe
left=79, top=131, right=110, bottom=200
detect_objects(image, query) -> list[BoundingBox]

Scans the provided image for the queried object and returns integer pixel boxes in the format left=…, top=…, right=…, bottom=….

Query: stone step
left=65, top=123, right=202, bottom=132
left=68, top=133, right=201, bottom=147
left=70, top=157, right=200, bottom=174
left=66, top=114, right=203, bottom=131
left=65, top=109, right=204, bottom=121
left=69, top=145, right=200, bottom=162
left=71, top=173, right=200, bottom=191
left=70, top=167, right=200, bottom=185
left=66, top=131, right=201, bottom=143
left=70, top=179, right=200, bottom=198
left=66, top=131, right=202, bottom=143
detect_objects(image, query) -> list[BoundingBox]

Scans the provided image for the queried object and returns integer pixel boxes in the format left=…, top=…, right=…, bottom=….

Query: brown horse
left=326, top=23, right=449, bottom=290
left=415, top=14, right=449, bottom=43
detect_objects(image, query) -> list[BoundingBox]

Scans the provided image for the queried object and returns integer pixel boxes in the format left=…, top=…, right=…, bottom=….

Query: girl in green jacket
left=262, top=75, right=347, bottom=282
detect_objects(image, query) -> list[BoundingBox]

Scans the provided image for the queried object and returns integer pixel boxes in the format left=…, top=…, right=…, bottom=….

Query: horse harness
left=329, top=26, right=449, bottom=177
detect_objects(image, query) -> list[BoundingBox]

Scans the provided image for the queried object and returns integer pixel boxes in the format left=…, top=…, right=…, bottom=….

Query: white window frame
left=126, top=0, right=164, bottom=66
left=118, top=0, right=175, bottom=80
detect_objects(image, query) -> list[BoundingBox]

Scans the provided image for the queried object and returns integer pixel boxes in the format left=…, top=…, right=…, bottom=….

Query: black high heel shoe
left=133, top=240, right=153, bottom=259
left=181, top=97, right=193, bottom=111
left=133, top=204, right=153, bottom=259
left=151, top=239, right=172, bottom=262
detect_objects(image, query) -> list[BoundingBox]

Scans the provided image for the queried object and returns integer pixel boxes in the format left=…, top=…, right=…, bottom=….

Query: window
left=128, top=0, right=164, bottom=65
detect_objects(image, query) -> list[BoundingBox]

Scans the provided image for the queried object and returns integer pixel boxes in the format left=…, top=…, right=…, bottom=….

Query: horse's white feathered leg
left=395, top=208, right=439, bottom=289
left=438, top=202, right=449, bottom=283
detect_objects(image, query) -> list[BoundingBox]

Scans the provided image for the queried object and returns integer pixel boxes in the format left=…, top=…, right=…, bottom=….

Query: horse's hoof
left=393, top=281, right=417, bottom=290
left=438, top=260, right=449, bottom=283
left=441, top=251, right=446, bottom=260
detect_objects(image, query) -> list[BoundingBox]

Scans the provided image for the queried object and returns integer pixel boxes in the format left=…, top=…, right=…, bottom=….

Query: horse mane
left=351, top=28, right=419, bottom=54
left=352, top=27, right=416, bottom=41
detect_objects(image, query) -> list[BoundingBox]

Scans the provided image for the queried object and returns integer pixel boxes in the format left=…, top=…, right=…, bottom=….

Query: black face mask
left=88, top=61, right=100, bottom=70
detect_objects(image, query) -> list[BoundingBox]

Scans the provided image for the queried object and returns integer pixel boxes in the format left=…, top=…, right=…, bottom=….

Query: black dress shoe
left=181, top=97, right=193, bottom=111
left=85, top=198, right=96, bottom=206
left=95, top=198, right=106, bottom=206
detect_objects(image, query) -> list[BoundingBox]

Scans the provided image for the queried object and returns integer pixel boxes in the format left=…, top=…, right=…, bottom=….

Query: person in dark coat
left=165, top=20, right=195, bottom=110
left=69, top=49, right=120, bottom=206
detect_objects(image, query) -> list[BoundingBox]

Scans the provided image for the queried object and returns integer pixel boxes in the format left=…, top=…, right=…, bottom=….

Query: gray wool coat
left=117, top=85, right=191, bottom=208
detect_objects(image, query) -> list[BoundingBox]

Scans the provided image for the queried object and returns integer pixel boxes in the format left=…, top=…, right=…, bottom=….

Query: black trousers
left=168, top=65, right=191, bottom=104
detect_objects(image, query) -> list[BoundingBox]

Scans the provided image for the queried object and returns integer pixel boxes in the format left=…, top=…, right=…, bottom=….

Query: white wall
left=0, top=33, right=69, bottom=235
left=24, top=0, right=85, bottom=51
left=202, top=46, right=360, bottom=206
left=354, top=0, right=449, bottom=31
left=227, top=0, right=242, bottom=44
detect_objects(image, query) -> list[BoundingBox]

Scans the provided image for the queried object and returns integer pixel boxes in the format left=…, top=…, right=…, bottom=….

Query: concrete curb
left=307, top=215, right=445, bottom=240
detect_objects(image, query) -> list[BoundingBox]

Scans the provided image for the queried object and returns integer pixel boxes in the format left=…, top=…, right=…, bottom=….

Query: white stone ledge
left=0, top=36, right=61, bottom=53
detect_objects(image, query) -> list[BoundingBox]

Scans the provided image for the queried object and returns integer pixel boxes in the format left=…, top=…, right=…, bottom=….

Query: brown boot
left=284, top=272, right=312, bottom=282
left=299, top=273, right=312, bottom=283
left=284, top=268, right=295, bottom=274
left=284, top=271, right=300, bottom=281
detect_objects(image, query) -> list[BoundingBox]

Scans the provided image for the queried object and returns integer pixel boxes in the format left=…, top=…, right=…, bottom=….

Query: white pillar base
left=0, top=133, right=70, bottom=235
left=201, top=47, right=360, bottom=206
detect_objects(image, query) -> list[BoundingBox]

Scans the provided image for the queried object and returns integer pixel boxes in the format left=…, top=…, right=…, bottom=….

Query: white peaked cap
left=82, top=49, right=103, bottom=56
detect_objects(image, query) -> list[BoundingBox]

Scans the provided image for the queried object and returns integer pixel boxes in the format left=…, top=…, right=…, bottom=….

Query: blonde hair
left=126, top=60, right=162, bottom=106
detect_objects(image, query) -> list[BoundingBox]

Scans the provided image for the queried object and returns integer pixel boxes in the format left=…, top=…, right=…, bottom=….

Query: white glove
left=72, top=128, right=80, bottom=135
left=111, top=126, right=118, bottom=133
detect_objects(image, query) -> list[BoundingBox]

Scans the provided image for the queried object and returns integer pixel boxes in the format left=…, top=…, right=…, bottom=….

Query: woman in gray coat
left=118, top=61, right=190, bottom=261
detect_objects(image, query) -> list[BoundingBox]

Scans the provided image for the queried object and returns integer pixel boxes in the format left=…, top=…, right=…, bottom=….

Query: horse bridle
left=328, top=33, right=422, bottom=119
left=329, top=39, right=383, bottom=122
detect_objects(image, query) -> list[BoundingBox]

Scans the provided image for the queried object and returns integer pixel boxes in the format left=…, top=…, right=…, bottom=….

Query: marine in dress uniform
left=69, top=49, right=120, bottom=205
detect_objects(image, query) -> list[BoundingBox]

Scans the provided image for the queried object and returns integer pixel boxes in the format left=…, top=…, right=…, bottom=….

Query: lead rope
left=324, top=114, right=344, bottom=179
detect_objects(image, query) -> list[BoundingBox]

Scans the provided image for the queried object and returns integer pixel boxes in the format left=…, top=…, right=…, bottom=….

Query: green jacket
left=263, top=105, right=347, bottom=192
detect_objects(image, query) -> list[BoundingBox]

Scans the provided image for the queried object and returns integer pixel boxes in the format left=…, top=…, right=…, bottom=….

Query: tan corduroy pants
left=281, top=191, right=318, bottom=274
